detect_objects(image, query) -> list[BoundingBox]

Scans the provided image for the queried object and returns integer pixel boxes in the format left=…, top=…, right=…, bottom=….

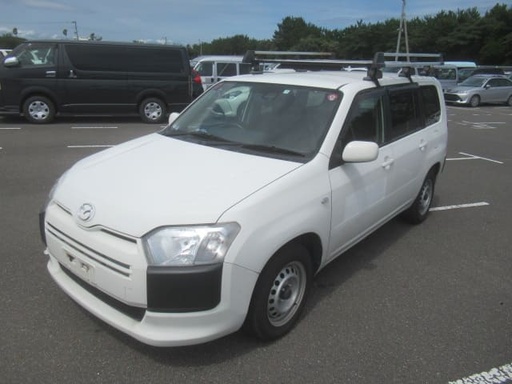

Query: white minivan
left=41, top=59, right=448, bottom=347
left=193, top=55, right=251, bottom=90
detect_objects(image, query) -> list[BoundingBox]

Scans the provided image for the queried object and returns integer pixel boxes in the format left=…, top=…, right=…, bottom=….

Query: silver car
left=444, top=74, right=512, bottom=107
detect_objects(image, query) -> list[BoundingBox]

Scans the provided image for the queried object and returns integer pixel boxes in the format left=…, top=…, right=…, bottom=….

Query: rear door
left=383, top=85, right=426, bottom=211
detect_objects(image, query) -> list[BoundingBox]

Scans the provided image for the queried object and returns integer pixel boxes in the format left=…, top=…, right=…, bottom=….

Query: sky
left=0, top=0, right=506, bottom=46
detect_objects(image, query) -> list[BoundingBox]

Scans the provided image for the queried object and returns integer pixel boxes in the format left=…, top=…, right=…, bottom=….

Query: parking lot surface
left=1, top=106, right=511, bottom=383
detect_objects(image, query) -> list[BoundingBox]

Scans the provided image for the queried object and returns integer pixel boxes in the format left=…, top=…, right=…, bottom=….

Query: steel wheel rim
left=144, top=102, right=162, bottom=120
left=29, top=101, right=49, bottom=120
left=267, top=261, right=307, bottom=327
left=418, top=179, right=433, bottom=216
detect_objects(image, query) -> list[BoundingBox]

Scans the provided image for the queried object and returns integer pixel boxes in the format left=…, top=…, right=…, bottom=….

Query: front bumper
left=443, top=93, right=471, bottom=105
left=47, top=253, right=258, bottom=346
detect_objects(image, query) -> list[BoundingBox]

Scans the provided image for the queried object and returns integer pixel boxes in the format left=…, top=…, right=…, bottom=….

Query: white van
left=41, top=56, right=448, bottom=347
left=193, top=55, right=251, bottom=90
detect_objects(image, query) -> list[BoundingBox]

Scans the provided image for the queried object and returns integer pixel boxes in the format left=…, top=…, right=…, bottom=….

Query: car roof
left=469, top=74, right=508, bottom=79
left=225, top=70, right=440, bottom=90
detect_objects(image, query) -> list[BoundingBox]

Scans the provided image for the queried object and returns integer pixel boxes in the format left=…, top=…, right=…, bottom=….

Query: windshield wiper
left=165, top=130, right=233, bottom=143
left=237, top=143, right=305, bottom=157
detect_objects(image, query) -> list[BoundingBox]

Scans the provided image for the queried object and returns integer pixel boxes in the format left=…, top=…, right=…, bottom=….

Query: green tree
left=0, top=33, right=26, bottom=49
left=273, top=16, right=322, bottom=50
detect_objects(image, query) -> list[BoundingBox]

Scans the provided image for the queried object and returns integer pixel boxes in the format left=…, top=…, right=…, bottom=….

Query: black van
left=0, top=41, right=193, bottom=123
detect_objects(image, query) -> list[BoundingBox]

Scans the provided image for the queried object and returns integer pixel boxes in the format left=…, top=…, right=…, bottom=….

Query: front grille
left=61, top=263, right=146, bottom=321
left=46, top=222, right=132, bottom=277
left=444, top=94, right=461, bottom=102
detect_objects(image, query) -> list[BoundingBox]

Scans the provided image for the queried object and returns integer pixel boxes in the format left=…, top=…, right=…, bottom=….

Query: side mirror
left=342, top=141, right=379, bottom=163
left=3, top=56, right=19, bottom=67
left=168, top=112, right=180, bottom=125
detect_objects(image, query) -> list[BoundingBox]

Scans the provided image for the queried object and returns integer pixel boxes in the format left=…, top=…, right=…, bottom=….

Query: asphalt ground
left=0, top=105, right=511, bottom=384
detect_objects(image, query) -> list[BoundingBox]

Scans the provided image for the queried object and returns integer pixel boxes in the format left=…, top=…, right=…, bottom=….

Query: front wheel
left=243, top=243, right=312, bottom=341
left=506, top=95, right=512, bottom=107
left=139, top=98, right=167, bottom=123
left=401, top=170, right=436, bottom=224
left=469, top=95, right=480, bottom=108
left=23, top=96, right=55, bottom=124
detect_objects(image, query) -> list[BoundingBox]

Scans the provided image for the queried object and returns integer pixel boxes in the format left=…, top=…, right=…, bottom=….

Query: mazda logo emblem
left=78, top=203, right=95, bottom=222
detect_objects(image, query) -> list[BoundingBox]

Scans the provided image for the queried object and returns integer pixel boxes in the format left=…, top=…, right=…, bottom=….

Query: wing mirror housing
left=342, top=141, right=379, bottom=163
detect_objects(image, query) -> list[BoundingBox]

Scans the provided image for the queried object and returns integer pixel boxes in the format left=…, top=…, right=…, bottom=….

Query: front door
left=327, top=89, right=395, bottom=260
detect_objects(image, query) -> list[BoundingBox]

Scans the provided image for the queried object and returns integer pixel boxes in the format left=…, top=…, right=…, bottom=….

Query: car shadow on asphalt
left=85, top=206, right=430, bottom=365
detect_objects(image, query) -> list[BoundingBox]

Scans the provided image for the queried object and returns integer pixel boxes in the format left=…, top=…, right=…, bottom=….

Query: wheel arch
left=136, top=90, right=168, bottom=109
left=20, top=88, right=59, bottom=114
left=270, top=232, right=323, bottom=276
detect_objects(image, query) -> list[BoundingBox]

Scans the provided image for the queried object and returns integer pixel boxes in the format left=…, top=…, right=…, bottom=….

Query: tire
left=243, top=243, right=312, bottom=341
left=469, top=95, right=480, bottom=108
left=402, top=170, right=436, bottom=224
left=23, top=96, right=55, bottom=124
left=506, top=96, right=512, bottom=107
left=139, top=98, right=166, bottom=124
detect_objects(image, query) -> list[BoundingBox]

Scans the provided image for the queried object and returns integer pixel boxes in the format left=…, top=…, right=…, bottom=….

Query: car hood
left=53, top=133, right=302, bottom=237
left=445, top=85, right=478, bottom=93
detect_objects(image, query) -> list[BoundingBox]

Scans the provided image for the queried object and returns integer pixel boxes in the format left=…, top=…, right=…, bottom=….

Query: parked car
left=40, top=55, right=447, bottom=347
left=0, top=48, right=12, bottom=59
left=0, top=41, right=193, bottom=123
left=193, top=55, right=251, bottom=90
left=457, top=67, right=505, bottom=83
left=444, top=74, right=512, bottom=107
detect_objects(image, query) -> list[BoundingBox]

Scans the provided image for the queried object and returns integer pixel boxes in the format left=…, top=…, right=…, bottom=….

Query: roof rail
left=242, top=50, right=445, bottom=72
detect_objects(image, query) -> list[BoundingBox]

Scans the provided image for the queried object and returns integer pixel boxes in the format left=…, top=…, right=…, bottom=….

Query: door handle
left=381, top=157, right=394, bottom=170
left=45, top=70, right=56, bottom=78
left=419, top=139, right=427, bottom=152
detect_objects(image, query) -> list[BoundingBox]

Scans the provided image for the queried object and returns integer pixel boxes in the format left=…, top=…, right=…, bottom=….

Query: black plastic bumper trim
left=147, top=263, right=223, bottom=312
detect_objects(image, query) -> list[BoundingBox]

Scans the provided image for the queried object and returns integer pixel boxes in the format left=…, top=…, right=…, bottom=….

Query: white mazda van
left=41, top=59, right=447, bottom=346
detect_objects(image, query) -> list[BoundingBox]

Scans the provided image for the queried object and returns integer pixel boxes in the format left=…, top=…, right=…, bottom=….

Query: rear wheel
left=402, top=170, right=436, bottom=224
left=139, top=98, right=166, bottom=123
left=469, top=95, right=480, bottom=107
left=243, top=243, right=312, bottom=341
left=506, top=96, right=512, bottom=107
left=23, top=96, right=55, bottom=124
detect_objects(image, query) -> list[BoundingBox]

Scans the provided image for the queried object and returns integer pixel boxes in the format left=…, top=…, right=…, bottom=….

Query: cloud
left=21, top=0, right=75, bottom=11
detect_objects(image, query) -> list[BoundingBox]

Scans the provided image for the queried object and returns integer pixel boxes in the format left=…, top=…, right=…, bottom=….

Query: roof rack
left=241, top=50, right=445, bottom=85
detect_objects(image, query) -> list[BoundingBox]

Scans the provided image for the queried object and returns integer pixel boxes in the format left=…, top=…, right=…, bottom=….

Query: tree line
left=188, top=3, right=511, bottom=65
left=1, top=3, right=510, bottom=65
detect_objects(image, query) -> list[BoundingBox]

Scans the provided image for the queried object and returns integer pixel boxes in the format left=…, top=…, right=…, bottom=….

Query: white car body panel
left=42, top=69, right=448, bottom=346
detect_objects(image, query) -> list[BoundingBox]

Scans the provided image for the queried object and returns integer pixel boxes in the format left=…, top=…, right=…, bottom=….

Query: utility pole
left=72, top=21, right=79, bottom=40
left=395, top=0, right=409, bottom=60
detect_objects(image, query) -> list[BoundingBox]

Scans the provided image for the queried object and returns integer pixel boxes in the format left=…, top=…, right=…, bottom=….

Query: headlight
left=144, top=223, right=240, bottom=266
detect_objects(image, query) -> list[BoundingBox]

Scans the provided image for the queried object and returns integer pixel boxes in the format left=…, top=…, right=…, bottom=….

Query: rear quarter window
left=420, top=85, right=441, bottom=126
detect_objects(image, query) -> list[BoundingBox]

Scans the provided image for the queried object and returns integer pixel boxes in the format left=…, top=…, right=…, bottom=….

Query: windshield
left=161, top=81, right=342, bottom=161
left=457, top=68, right=474, bottom=82
left=459, top=77, right=486, bottom=87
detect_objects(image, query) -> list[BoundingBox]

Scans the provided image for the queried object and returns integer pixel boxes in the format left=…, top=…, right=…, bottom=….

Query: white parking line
left=71, top=126, right=118, bottom=129
left=430, top=202, right=489, bottom=211
left=448, top=361, right=512, bottom=384
left=446, top=152, right=504, bottom=164
left=67, top=145, right=114, bottom=148
left=0, top=127, right=22, bottom=130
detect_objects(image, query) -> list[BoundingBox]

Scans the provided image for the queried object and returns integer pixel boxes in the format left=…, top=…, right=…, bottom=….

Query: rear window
left=65, top=44, right=185, bottom=73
